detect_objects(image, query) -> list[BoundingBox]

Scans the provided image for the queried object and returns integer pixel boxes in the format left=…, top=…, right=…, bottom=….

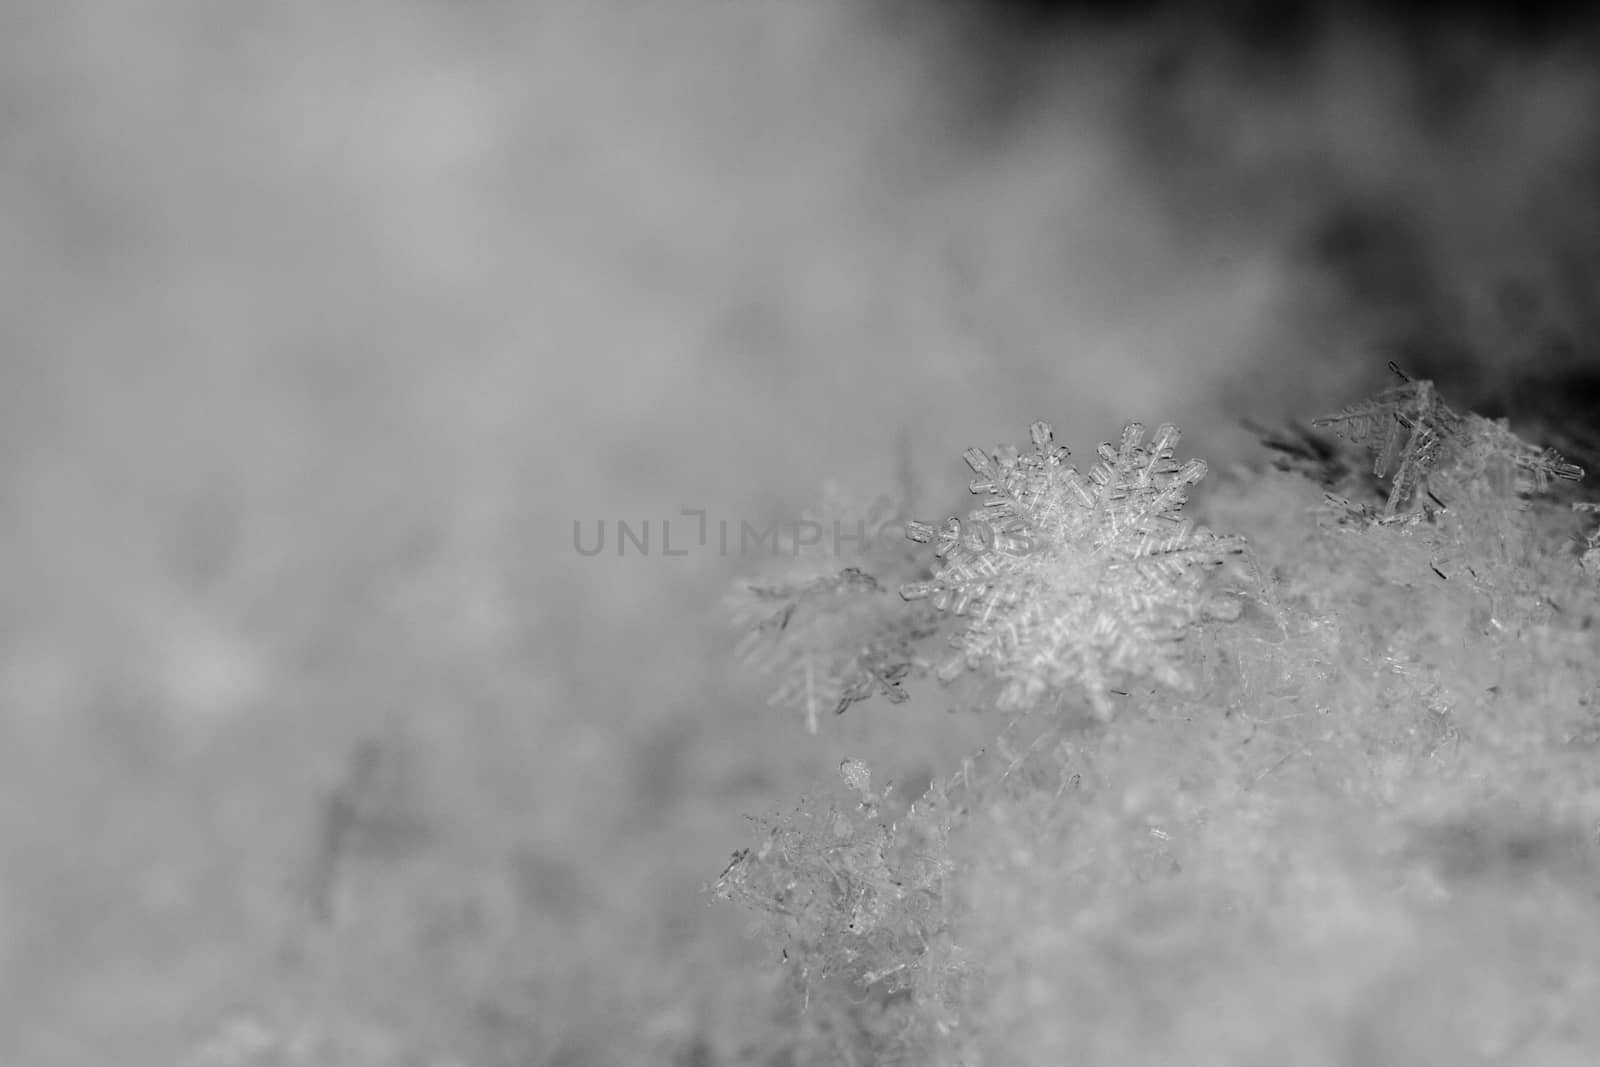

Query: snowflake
left=900, top=420, right=1249, bottom=720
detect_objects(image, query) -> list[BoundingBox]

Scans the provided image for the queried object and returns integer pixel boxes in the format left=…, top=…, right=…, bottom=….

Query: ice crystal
left=1311, top=361, right=1584, bottom=519
left=839, top=756, right=873, bottom=802
left=727, top=483, right=940, bottom=733
left=1577, top=502, right=1600, bottom=579
left=710, top=772, right=962, bottom=1046
left=900, top=420, right=1249, bottom=720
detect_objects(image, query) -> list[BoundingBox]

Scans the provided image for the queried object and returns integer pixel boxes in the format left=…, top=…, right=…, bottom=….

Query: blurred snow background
left=1, top=1, right=1597, bottom=1063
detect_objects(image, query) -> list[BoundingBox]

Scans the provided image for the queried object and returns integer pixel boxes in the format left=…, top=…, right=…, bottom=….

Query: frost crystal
left=901, top=420, right=1247, bottom=720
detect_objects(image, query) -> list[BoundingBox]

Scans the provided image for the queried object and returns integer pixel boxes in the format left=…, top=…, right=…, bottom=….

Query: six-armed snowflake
left=901, top=420, right=1250, bottom=720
